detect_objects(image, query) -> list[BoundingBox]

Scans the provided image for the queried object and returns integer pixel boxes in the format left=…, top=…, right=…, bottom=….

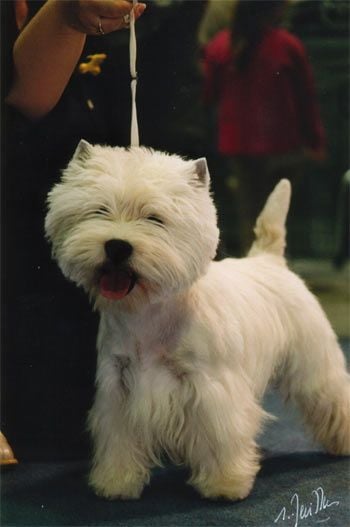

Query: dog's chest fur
left=96, top=299, right=202, bottom=458
left=99, top=297, right=193, bottom=389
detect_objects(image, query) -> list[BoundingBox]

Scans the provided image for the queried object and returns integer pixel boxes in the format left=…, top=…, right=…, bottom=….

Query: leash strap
left=129, top=0, right=139, bottom=146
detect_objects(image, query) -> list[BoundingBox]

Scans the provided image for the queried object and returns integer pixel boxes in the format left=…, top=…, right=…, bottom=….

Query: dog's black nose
left=104, top=239, right=133, bottom=265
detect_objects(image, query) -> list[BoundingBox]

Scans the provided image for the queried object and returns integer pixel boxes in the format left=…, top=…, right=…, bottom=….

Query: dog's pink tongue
left=100, top=270, right=132, bottom=300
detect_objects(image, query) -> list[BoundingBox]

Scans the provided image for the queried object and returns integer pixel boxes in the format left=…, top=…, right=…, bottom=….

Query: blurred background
left=134, top=0, right=348, bottom=255
left=135, top=0, right=349, bottom=338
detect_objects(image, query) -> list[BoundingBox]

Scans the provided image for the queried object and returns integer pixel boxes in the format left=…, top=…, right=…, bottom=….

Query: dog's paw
left=89, top=468, right=145, bottom=500
left=94, top=485, right=143, bottom=501
left=192, top=473, right=255, bottom=502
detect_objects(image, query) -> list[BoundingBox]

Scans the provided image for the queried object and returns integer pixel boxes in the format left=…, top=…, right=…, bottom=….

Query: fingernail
left=136, top=4, right=146, bottom=14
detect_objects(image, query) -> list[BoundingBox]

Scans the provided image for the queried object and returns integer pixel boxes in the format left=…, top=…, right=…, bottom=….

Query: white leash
left=129, top=0, right=139, bottom=147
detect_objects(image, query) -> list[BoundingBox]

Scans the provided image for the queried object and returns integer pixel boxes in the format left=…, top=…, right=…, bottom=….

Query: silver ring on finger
left=97, top=19, right=105, bottom=36
left=123, top=14, right=130, bottom=27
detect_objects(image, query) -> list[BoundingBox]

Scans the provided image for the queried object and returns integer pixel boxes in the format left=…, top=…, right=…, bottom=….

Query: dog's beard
left=56, top=225, right=211, bottom=311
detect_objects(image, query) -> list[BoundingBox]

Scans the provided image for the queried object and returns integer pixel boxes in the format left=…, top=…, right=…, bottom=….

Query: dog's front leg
left=88, top=364, right=151, bottom=500
left=186, top=371, right=265, bottom=501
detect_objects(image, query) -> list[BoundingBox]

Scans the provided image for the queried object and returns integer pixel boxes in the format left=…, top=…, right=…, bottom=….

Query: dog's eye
left=146, top=215, right=164, bottom=226
left=94, top=206, right=110, bottom=216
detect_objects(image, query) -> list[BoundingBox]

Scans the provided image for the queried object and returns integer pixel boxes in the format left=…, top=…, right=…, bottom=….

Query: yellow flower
left=79, top=54, right=107, bottom=76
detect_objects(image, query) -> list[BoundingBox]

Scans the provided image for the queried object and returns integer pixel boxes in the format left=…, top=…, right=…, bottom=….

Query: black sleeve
left=1, top=1, right=19, bottom=99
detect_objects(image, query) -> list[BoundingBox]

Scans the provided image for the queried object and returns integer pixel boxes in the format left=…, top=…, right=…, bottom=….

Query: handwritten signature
left=274, top=486, right=340, bottom=526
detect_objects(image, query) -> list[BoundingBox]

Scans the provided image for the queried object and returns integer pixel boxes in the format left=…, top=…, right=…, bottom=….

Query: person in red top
left=202, top=0, right=326, bottom=254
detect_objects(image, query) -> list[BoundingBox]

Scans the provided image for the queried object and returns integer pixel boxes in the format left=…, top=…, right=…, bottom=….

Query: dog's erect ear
left=193, top=158, right=210, bottom=187
left=72, top=139, right=93, bottom=165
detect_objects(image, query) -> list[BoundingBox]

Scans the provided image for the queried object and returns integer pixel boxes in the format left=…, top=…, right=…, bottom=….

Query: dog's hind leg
left=279, top=301, right=350, bottom=456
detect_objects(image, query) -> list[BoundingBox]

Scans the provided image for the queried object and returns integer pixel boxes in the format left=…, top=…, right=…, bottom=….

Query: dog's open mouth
left=98, top=265, right=137, bottom=300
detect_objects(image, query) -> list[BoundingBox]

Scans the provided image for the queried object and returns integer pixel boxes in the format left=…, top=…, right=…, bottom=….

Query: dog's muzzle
left=97, top=239, right=137, bottom=300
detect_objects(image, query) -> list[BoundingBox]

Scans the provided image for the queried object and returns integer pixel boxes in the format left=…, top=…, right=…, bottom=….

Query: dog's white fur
left=45, top=142, right=350, bottom=501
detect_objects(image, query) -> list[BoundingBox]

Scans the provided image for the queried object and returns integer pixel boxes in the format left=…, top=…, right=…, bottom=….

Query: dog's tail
left=248, top=179, right=291, bottom=258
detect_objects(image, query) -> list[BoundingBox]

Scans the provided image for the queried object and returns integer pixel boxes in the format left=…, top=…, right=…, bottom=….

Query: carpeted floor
left=2, top=341, right=349, bottom=527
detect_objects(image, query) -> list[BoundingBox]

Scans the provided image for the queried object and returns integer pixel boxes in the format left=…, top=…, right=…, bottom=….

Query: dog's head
left=45, top=141, right=219, bottom=310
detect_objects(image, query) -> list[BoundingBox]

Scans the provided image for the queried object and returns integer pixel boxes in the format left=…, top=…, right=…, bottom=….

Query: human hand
left=60, top=0, right=146, bottom=35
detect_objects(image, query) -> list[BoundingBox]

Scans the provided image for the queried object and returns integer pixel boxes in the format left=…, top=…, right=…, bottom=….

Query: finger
left=97, top=16, right=125, bottom=34
left=96, top=1, right=146, bottom=21
left=81, top=2, right=146, bottom=35
left=134, top=3, right=146, bottom=19
left=74, top=2, right=128, bottom=34
left=98, top=3, right=146, bottom=33
left=90, top=0, right=134, bottom=19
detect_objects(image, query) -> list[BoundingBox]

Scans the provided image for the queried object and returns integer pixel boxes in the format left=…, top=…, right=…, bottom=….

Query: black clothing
left=1, top=0, right=205, bottom=461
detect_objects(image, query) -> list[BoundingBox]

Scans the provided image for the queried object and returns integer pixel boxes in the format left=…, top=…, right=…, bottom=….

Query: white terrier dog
left=45, top=141, right=350, bottom=501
